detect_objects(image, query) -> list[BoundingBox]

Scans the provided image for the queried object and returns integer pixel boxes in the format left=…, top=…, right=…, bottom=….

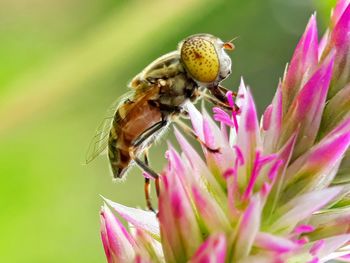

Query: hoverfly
left=86, top=33, right=236, bottom=211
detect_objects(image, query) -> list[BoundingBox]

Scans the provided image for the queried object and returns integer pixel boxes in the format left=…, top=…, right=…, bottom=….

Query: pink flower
left=99, top=1, right=350, bottom=262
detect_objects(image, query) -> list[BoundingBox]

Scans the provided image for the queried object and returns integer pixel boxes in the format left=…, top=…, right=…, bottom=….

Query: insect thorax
left=131, top=52, right=200, bottom=110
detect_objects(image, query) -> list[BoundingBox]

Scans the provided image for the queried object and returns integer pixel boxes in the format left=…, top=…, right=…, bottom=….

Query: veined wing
left=85, top=91, right=134, bottom=164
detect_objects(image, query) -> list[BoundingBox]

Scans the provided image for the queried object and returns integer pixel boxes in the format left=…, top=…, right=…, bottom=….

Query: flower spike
left=99, top=2, right=350, bottom=262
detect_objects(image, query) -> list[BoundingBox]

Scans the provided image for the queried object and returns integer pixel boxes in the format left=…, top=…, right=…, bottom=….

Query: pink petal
left=326, top=116, right=350, bottom=138
left=309, top=206, right=350, bottom=229
left=321, top=84, right=350, bottom=135
left=296, top=236, right=310, bottom=245
left=244, top=89, right=259, bottom=132
left=262, top=104, right=272, bottom=131
left=157, top=175, right=182, bottom=262
left=201, top=109, right=236, bottom=172
left=166, top=144, right=186, bottom=177
left=173, top=127, right=205, bottom=180
left=100, top=219, right=113, bottom=263
left=254, top=232, right=299, bottom=254
left=263, top=133, right=298, bottom=219
left=131, top=227, right=163, bottom=262
left=307, top=257, right=319, bottom=263
left=317, top=234, right=350, bottom=261
left=191, top=184, right=231, bottom=232
left=294, top=224, right=315, bottom=234
left=235, top=78, right=247, bottom=109
left=242, top=152, right=276, bottom=201
left=226, top=90, right=235, bottom=108
left=282, top=52, right=335, bottom=158
left=103, top=197, right=160, bottom=238
left=134, top=255, right=152, bottom=263
left=190, top=234, right=227, bottom=263
left=213, top=107, right=235, bottom=127
left=100, top=204, right=136, bottom=263
left=330, top=3, right=350, bottom=97
left=310, top=240, right=325, bottom=256
left=271, top=187, right=342, bottom=233
left=263, top=84, right=283, bottom=153
left=332, top=0, right=350, bottom=26
left=336, top=254, right=350, bottom=262
left=159, top=156, right=203, bottom=261
left=202, top=107, right=227, bottom=147
left=285, top=119, right=350, bottom=192
left=282, top=14, right=318, bottom=113
left=187, top=102, right=204, bottom=141
left=173, top=127, right=227, bottom=201
left=233, top=196, right=261, bottom=259
left=260, top=182, right=272, bottom=199
left=318, top=30, right=330, bottom=60
left=236, top=88, right=260, bottom=188
left=306, top=133, right=350, bottom=169
left=225, top=168, right=240, bottom=217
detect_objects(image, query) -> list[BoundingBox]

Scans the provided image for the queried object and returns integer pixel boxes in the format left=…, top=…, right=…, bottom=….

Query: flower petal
left=103, top=197, right=160, bottom=239
left=129, top=226, right=164, bottom=263
left=254, top=232, right=299, bottom=254
left=100, top=204, right=136, bottom=263
left=280, top=52, right=335, bottom=158
left=236, top=87, right=261, bottom=188
left=263, top=133, right=298, bottom=220
left=187, top=102, right=204, bottom=141
left=330, top=3, right=350, bottom=97
left=282, top=14, right=318, bottom=113
left=317, top=234, right=350, bottom=261
left=284, top=118, right=350, bottom=195
left=270, top=187, right=342, bottom=234
left=294, top=224, right=315, bottom=235
left=158, top=152, right=203, bottom=261
left=233, top=196, right=262, bottom=259
left=320, top=84, right=350, bottom=136
left=263, top=83, right=283, bottom=153
left=173, top=127, right=227, bottom=201
left=189, top=233, right=227, bottom=263
left=191, top=184, right=231, bottom=232
left=332, top=0, right=350, bottom=27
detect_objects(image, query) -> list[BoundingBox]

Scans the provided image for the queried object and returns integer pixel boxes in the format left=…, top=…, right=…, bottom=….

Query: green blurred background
left=0, top=0, right=336, bottom=262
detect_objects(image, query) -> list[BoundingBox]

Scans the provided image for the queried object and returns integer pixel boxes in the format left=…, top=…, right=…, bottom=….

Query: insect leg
left=209, top=85, right=237, bottom=101
left=130, top=120, right=167, bottom=179
left=205, top=85, right=239, bottom=111
left=144, top=150, right=156, bottom=212
left=174, top=118, right=220, bottom=153
left=132, top=120, right=167, bottom=148
left=155, top=177, right=160, bottom=198
left=217, top=85, right=237, bottom=97
left=130, top=151, right=159, bottom=179
left=200, top=92, right=232, bottom=111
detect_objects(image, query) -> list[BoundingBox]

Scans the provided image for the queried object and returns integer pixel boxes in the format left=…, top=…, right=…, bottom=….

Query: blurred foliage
left=0, top=0, right=334, bottom=262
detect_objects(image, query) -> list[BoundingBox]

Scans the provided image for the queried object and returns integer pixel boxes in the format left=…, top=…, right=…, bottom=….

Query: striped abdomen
left=108, top=99, right=163, bottom=178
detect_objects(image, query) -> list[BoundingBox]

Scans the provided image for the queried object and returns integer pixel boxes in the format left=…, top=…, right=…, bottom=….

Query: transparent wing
left=85, top=91, right=133, bottom=164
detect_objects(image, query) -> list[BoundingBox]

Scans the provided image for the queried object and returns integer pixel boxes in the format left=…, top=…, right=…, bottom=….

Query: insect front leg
left=200, top=92, right=232, bottom=111
left=205, top=85, right=239, bottom=111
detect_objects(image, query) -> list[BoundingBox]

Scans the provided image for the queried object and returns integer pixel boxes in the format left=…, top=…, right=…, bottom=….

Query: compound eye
left=180, top=38, right=219, bottom=83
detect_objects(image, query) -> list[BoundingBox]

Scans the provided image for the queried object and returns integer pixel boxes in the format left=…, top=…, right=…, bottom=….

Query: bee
left=86, top=33, right=236, bottom=211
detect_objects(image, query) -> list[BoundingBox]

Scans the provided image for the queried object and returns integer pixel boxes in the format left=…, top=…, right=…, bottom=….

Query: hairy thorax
left=130, top=51, right=200, bottom=110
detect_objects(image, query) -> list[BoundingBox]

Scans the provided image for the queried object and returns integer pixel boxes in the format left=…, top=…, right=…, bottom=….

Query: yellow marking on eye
left=181, top=38, right=219, bottom=83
